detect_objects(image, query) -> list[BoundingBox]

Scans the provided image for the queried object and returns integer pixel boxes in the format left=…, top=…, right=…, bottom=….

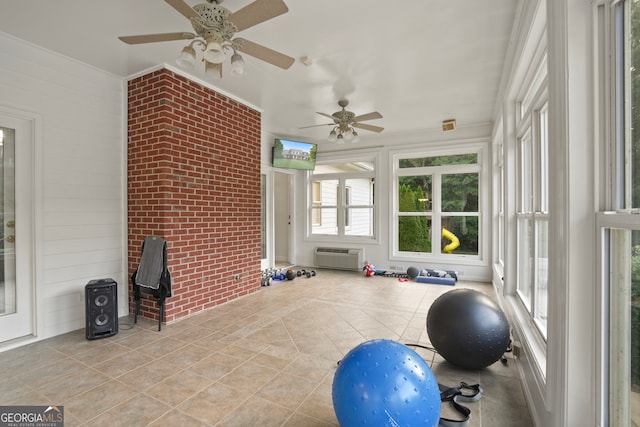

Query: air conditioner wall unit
left=313, top=247, right=364, bottom=271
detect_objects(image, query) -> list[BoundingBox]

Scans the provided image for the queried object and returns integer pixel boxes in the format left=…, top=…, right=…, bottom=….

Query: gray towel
left=135, top=236, right=166, bottom=290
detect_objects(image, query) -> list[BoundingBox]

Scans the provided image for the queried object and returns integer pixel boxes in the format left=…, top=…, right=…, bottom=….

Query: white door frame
left=262, top=167, right=297, bottom=270
left=0, top=108, right=37, bottom=343
left=274, top=170, right=292, bottom=266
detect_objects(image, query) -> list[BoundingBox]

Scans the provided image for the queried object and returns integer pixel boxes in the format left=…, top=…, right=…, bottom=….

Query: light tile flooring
left=0, top=269, right=532, bottom=426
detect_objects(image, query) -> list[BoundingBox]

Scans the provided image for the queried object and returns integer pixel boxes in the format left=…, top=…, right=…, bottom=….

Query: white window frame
left=594, top=1, right=640, bottom=424
left=497, top=140, right=505, bottom=268
left=307, top=152, right=379, bottom=243
left=390, top=142, right=489, bottom=266
left=501, top=34, right=550, bottom=384
left=515, top=83, right=549, bottom=342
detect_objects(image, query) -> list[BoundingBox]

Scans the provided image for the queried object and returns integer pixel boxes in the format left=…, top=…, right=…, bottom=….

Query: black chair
left=131, top=236, right=172, bottom=331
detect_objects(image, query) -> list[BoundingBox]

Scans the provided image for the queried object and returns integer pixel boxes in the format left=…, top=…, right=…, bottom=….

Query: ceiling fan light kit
left=331, top=125, right=358, bottom=144
left=118, top=0, right=294, bottom=83
left=230, top=52, right=245, bottom=75
left=204, top=60, right=222, bottom=80
left=119, top=0, right=385, bottom=143
left=300, top=99, right=383, bottom=143
left=203, top=40, right=226, bottom=64
left=176, top=42, right=199, bottom=68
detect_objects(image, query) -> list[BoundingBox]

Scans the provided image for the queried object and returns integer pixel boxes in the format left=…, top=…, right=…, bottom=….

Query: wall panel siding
left=0, top=32, right=126, bottom=342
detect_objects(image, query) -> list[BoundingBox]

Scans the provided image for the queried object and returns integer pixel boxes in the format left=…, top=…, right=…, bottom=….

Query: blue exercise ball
left=332, top=339, right=441, bottom=427
left=427, top=289, right=510, bottom=370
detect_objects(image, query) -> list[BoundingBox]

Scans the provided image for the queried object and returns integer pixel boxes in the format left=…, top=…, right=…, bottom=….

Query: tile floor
left=0, top=269, right=533, bottom=426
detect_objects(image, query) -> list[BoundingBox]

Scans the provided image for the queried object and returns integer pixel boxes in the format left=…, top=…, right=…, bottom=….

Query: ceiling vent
left=442, top=119, right=456, bottom=132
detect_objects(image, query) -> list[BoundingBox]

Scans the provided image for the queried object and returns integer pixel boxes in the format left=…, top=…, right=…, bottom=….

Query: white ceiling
left=0, top=0, right=519, bottom=147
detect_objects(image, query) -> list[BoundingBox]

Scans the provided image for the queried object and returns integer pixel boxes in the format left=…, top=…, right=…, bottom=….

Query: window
left=394, top=153, right=480, bottom=257
left=601, top=224, right=640, bottom=426
left=311, top=181, right=322, bottom=226
left=497, top=142, right=505, bottom=267
left=515, top=67, right=549, bottom=341
left=310, top=161, right=375, bottom=238
left=597, top=1, right=640, bottom=424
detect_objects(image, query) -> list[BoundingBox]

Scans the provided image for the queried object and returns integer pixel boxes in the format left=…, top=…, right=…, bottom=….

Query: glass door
left=0, top=116, right=34, bottom=343
left=0, top=127, right=16, bottom=317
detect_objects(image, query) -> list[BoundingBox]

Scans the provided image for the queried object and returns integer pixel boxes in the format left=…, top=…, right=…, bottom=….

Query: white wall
left=0, top=32, right=126, bottom=346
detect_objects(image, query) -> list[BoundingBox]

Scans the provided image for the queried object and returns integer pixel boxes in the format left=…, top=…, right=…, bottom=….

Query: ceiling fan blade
left=119, top=32, right=196, bottom=44
left=352, top=111, right=383, bottom=122
left=164, top=0, right=200, bottom=20
left=235, top=39, right=294, bottom=69
left=316, top=112, right=337, bottom=121
left=299, top=123, right=333, bottom=129
left=353, top=122, right=384, bottom=133
left=227, top=0, right=289, bottom=32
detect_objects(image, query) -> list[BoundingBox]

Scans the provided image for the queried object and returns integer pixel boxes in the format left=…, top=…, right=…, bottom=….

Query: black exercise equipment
left=426, top=289, right=510, bottom=369
left=131, top=236, right=172, bottom=331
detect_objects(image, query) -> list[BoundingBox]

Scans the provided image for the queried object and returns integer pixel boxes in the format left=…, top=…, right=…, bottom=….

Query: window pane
left=517, top=217, right=533, bottom=310
left=499, top=213, right=504, bottom=262
left=520, top=131, right=533, bottom=212
left=344, top=187, right=351, bottom=227
left=311, top=208, right=337, bottom=234
left=345, top=207, right=373, bottom=236
left=632, top=0, right=640, bottom=208
left=399, top=216, right=431, bottom=253
left=344, top=178, right=373, bottom=237
left=632, top=232, right=640, bottom=424
left=499, top=144, right=505, bottom=263
left=0, top=128, right=15, bottom=317
left=442, top=216, right=479, bottom=255
left=399, top=154, right=477, bottom=168
left=608, top=228, right=640, bottom=425
left=313, top=179, right=338, bottom=206
left=539, top=106, right=549, bottom=211
left=442, top=173, right=478, bottom=212
left=312, top=181, right=321, bottom=225
left=345, top=178, right=374, bottom=205
left=311, top=179, right=338, bottom=235
left=399, top=176, right=432, bottom=212
left=535, top=218, right=549, bottom=338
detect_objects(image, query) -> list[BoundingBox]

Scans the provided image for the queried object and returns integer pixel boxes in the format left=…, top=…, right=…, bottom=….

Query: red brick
left=128, top=68, right=262, bottom=323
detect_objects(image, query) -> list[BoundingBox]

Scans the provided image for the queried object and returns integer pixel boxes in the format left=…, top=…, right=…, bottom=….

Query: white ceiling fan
left=118, top=0, right=295, bottom=79
left=301, top=99, right=384, bottom=143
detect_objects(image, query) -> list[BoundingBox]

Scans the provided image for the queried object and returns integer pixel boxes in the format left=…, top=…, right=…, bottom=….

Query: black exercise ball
left=285, top=269, right=296, bottom=280
left=407, top=266, right=420, bottom=279
left=426, top=289, right=510, bottom=369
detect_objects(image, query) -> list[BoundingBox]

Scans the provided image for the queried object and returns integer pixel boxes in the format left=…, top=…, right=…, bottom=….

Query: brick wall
left=127, top=68, right=262, bottom=323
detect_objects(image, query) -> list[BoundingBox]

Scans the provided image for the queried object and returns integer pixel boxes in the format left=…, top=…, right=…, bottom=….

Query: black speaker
left=85, top=278, right=118, bottom=340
